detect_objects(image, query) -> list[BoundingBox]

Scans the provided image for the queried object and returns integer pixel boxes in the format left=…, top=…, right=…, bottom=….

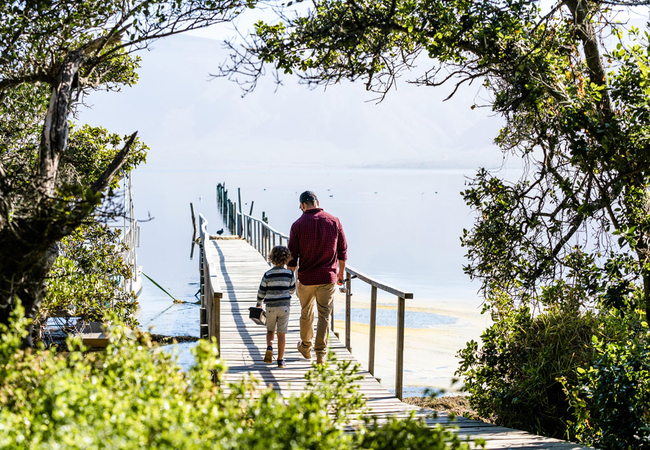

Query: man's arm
left=337, top=221, right=347, bottom=285
left=287, top=223, right=299, bottom=272
left=337, top=260, right=346, bottom=285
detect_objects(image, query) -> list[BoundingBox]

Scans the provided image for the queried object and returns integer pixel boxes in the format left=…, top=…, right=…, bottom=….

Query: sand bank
left=332, top=291, right=491, bottom=396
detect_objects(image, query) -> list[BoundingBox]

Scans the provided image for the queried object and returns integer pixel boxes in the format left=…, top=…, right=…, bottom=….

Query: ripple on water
left=334, top=307, right=458, bottom=329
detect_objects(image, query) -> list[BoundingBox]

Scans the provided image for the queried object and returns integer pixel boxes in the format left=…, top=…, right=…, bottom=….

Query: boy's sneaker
left=264, top=346, right=273, bottom=364
left=277, top=359, right=287, bottom=368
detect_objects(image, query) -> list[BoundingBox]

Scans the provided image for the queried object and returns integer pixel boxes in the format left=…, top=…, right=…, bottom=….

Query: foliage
left=220, top=1, right=650, bottom=315
left=563, top=306, right=650, bottom=449
left=0, top=307, right=477, bottom=449
left=456, top=291, right=599, bottom=439
left=0, top=0, right=256, bottom=334
left=39, top=222, right=138, bottom=331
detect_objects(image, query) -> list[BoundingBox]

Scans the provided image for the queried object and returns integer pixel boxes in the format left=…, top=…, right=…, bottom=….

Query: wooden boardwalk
left=205, top=237, right=590, bottom=449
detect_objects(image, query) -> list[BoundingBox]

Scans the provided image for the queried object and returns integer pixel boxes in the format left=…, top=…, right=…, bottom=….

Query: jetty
left=196, top=184, right=591, bottom=449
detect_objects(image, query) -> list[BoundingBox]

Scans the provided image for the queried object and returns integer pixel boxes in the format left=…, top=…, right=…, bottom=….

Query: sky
left=78, top=2, right=649, bottom=174
left=79, top=27, right=506, bottom=172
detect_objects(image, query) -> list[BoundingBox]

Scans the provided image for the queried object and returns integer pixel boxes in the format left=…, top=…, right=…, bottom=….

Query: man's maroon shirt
left=288, top=208, right=347, bottom=286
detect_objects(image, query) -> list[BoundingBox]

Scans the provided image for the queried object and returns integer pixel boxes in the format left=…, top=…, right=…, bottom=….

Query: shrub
left=0, top=306, right=479, bottom=449
left=564, top=308, right=650, bottom=449
left=39, top=222, right=138, bottom=332
left=456, top=293, right=598, bottom=439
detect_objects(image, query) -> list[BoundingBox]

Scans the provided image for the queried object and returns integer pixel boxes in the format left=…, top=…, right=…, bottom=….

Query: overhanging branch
left=90, top=132, right=137, bottom=194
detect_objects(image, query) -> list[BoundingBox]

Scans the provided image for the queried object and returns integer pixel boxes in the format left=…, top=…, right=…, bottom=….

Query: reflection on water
left=334, top=307, right=457, bottom=328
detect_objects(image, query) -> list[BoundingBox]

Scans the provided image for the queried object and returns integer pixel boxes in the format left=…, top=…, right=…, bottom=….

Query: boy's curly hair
left=269, top=246, right=293, bottom=267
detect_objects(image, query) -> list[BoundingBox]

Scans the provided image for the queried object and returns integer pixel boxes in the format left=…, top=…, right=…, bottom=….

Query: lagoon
left=135, top=166, right=492, bottom=396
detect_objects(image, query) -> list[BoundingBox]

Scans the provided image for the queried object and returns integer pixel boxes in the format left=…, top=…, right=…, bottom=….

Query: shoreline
left=332, top=291, right=491, bottom=394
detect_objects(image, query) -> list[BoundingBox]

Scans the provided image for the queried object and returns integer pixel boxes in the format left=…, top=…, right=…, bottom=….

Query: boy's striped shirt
left=257, top=266, right=296, bottom=307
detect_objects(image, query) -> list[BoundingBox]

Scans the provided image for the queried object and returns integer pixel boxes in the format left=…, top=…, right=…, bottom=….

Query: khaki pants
left=297, top=282, right=336, bottom=357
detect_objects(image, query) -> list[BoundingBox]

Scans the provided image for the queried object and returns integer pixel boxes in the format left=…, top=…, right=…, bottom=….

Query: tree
left=0, top=0, right=255, bottom=342
left=220, top=0, right=650, bottom=317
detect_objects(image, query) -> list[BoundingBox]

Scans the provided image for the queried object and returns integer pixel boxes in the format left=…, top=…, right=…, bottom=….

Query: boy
left=256, top=246, right=296, bottom=368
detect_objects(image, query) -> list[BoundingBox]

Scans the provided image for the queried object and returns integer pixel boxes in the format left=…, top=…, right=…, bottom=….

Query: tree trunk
left=644, top=272, right=650, bottom=321
left=0, top=237, right=58, bottom=347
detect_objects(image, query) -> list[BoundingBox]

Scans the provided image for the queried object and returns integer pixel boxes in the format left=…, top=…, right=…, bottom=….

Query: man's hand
left=337, top=273, right=345, bottom=286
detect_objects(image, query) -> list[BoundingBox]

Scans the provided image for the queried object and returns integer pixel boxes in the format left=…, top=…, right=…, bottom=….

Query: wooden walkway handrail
left=215, top=183, right=413, bottom=400
left=345, top=266, right=413, bottom=300
left=198, top=214, right=223, bottom=350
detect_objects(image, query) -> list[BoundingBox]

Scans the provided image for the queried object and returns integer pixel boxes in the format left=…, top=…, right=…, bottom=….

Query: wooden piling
left=345, top=277, right=352, bottom=352
left=369, top=285, right=378, bottom=376
left=395, top=296, right=406, bottom=400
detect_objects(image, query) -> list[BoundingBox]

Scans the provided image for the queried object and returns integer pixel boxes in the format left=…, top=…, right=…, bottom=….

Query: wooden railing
left=117, top=171, right=141, bottom=299
left=198, top=214, right=223, bottom=350
left=216, top=184, right=414, bottom=400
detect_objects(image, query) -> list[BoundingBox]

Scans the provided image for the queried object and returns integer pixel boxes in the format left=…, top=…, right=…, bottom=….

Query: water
left=131, top=167, right=492, bottom=393
left=334, top=306, right=458, bottom=328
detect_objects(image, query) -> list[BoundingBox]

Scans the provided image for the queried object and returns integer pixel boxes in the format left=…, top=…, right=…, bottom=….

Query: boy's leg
left=277, top=332, right=286, bottom=360
left=276, top=306, right=290, bottom=361
left=264, top=307, right=279, bottom=363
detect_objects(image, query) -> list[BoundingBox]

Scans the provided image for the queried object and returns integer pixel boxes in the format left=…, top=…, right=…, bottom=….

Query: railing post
left=345, top=276, right=352, bottom=352
left=232, top=203, right=235, bottom=232
left=395, top=295, right=406, bottom=400
left=369, top=286, right=378, bottom=376
left=210, top=292, right=222, bottom=353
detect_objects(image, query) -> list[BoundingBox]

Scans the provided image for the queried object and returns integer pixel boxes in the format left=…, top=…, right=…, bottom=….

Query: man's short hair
left=299, top=190, right=318, bottom=204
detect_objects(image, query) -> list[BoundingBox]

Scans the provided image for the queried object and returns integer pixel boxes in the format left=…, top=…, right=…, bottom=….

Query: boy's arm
left=289, top=271, right=297, bottom=295
left=256, top=275, right=267, bottom=307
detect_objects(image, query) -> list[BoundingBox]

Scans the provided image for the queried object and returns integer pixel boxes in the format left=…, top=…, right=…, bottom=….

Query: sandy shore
left=332, top=291, right=491, bottom=395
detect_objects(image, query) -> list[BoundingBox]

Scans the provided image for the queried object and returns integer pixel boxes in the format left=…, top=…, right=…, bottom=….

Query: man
left=288, top=190, right=347, bottom=365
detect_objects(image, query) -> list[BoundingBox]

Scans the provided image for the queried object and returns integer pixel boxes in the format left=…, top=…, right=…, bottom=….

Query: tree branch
left=90, top=132, right=137, bottom=194
left=563, top=0, right=613, bottom=115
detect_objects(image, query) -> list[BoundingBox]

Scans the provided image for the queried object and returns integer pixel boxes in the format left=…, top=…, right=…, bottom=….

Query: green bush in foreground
left=458, top=288, right=650, bottom=448
left=457, top=294, right=598, bottom=440
left=0, top=306, right=479, bottom=449
left=564, top=309, right=650, bottom=450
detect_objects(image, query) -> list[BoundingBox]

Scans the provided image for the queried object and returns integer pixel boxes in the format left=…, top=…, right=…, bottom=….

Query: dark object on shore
left=403, top=396, right=490, bottom=423
left=149, top=334, right=200, bottom=344
left=216, top=228, right=224, bottom=235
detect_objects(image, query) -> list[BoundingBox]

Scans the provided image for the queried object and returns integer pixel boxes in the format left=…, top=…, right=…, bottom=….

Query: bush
left=39, top=222, right=138, bottom=331
left=564, top=308, right=650, bottom=449
left=456, top=293, right=598, bottom=439
left=0, top=306, right=479, bottom=449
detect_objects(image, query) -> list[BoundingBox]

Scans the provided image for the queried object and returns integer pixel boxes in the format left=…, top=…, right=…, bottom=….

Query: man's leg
left=314, top=283, right=336, bottom=361
left=298, top=282, right=317, bottom=355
